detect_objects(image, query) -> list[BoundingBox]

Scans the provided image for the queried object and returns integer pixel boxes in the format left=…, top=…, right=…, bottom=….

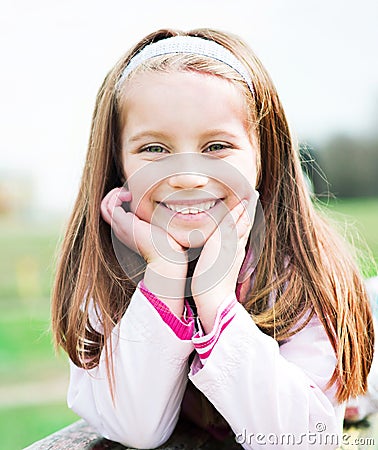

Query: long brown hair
left=51, top=28, right=374, bottom=403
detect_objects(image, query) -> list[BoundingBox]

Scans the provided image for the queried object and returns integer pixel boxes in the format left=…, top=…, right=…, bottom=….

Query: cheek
left=243, top=147, right=258, bottom=185
left=129, top=192, right=155, bottom=222
left=225, top=153, right=258, bottom=197
left=123, top=160, right=157, bottom=221
left=121, top=177, right=153, bottom=223
left=242, top=152, right=258, bottom=189
left=135, top=200, right=149, bottom=218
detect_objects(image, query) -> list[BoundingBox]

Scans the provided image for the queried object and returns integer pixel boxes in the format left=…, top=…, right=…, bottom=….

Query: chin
left=169, top=229, right=208, bottom=249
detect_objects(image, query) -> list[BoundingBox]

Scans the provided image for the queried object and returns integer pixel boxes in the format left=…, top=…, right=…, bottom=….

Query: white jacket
left=67, top=284, right=345, bottom=449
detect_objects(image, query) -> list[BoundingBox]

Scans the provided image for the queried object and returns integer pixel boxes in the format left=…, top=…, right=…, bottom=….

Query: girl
left=52, top=28, right=374, bottom=449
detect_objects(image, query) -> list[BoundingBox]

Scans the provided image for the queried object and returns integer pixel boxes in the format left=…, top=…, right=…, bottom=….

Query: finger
left=107, top=189, right=132, bottom=218
left=117, top=188, right=132, bottom=203
left=101, top=188, right=121, bottom=221
left=235, top=208, right=253, bottom=239
left=234, top=190, right=259, bottom=235
left=116, top=189, right=132, bottom=213
left=101, top=188, right=132, bottom=224
left=108, top=189, right=124, bottom=213
left=219, top=199, right=248, bottom=233
left=100, top=201, right=111, bottom=224
left=100, top=191, right=117, bottom=224
left=111, top=208, right=142, bottom=254
left=103, top=187, right=132, bottom=206
left=102, top=187, right=122, bottom=206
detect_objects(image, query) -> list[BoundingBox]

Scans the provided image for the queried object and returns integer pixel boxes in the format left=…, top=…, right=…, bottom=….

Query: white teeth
left=164, top=200, right=216, bottom=214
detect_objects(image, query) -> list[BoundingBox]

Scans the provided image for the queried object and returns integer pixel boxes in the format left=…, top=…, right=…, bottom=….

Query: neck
left=184, top=248, right=202, bottom=316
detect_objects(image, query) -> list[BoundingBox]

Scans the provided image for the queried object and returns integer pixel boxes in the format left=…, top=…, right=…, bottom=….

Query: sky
left=0, top=0, right=377, bottom=215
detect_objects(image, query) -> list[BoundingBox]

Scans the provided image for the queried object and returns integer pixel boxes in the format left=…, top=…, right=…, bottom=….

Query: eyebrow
left=200, top=129, right=241, bottom=140
left=126, top=131, right=171, bottom=144
left=126, top=129, right=241, bottom=144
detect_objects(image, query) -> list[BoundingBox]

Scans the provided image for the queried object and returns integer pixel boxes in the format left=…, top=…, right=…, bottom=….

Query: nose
left=168, top=173, right=209, bottom=189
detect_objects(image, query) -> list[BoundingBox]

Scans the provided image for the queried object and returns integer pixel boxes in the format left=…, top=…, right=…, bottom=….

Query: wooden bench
left=24, top=415, right=378, bottom=449
left=24, top=418, right=241, bottom=450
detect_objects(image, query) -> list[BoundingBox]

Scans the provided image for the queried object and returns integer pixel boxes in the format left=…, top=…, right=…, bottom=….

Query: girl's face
left=120, top=70, right=259, bottom=248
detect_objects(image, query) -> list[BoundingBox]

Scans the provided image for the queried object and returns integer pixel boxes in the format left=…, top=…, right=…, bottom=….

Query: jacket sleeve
left=67, top=284, right=195, bottom=449
left=189, top=300, right=345, bottom=450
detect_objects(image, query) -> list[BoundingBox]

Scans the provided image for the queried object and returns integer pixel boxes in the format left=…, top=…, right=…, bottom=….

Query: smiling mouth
left=159, top=199, right=221, bottom=215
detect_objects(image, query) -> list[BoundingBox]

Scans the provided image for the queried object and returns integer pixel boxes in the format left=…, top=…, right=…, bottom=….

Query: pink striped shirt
left=192, top=295, right=237, bottom=364
left=139, top=280, right=194, bottom=340
left=139, top=280, right=243, bottom=364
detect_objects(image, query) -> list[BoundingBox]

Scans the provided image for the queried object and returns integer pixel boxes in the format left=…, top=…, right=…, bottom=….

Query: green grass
left=0, top=403, right=78, bottom=450
left=318, top=197, right=378, bottom=277
left=0, top=218, right=61, bottom=302
left=0, top=316, right=67, bottom=384
left=0, top=199, right=377, bottom=447
left=0, top=216, right=78, bottom=448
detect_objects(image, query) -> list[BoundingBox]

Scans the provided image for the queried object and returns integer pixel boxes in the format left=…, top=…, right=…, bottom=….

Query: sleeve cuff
left=138, top=280, right=195, bottom=340
left=193, top=293, right=237, bottom=365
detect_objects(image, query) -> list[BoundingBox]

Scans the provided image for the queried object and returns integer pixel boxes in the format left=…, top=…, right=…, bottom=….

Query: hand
left=101, top=188, right=188, bottom=314
left=191, top=192, right=259, bottom=333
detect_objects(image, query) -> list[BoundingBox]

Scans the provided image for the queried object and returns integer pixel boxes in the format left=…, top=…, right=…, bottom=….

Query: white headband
left=116, top=35, right=254, bottom=96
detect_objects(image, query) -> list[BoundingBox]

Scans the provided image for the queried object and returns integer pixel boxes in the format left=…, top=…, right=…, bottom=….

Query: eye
left=141, top=145, right=167, bottom=153
left=204, top=143, right=231, bottom=153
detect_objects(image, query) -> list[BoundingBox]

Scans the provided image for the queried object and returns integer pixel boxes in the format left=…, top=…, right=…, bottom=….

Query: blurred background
left=0, top=0, right=377, bottom=448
